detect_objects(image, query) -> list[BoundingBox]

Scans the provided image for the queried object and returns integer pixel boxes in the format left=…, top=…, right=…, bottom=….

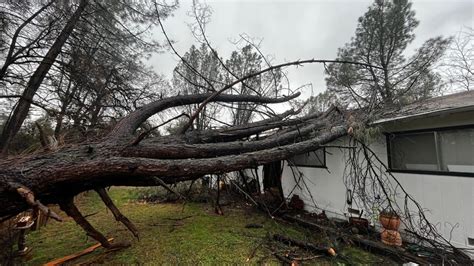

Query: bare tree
left=440, top=26, right=473, bottom=91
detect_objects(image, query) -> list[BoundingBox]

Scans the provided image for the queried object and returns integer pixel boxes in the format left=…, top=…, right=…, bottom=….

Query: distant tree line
left=0, top=0, right=176, bottom=154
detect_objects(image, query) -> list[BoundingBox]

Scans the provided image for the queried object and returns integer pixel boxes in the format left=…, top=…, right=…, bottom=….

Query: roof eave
left=371, top=105, right=474, bottom=125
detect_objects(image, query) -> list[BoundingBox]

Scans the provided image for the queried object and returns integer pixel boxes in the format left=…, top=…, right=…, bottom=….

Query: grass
left=22, top=187, right=389, bottom=265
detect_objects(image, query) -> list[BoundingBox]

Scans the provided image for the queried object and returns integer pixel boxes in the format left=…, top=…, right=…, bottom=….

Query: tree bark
left=0, top=93, right=349, bottom=246
left=0, top=124, right=346, bottom=218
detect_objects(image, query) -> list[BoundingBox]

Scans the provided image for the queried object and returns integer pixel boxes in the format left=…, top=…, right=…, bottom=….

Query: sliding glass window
left=387, top=127, right=474, bottom=175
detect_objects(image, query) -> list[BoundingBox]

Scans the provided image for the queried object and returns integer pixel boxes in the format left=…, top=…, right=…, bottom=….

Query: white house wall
left=281, top=138, right=350, bottom=219
left=281, top=111, right=474, bottom=249
left=370, top=138, right=474, bottom=248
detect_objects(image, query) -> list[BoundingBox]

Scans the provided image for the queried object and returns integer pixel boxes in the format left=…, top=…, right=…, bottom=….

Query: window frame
left=386, top=124, right=474, bottom=178
left=287, top=148, right=327, bottom=169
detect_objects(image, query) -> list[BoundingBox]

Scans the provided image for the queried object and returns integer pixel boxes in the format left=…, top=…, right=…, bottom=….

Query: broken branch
left=273, top=234, right=336, bottom=257
left=16, top=186, right=62, bottom=222
left=95, top=188, right=139, bottom=239
left=59, top=197, right=130, bottom=249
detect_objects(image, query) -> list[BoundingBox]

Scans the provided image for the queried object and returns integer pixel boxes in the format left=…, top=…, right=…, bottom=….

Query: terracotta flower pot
left=379, top=213, right=401, bottom=230
left=381, top=229, right=402, bottom=246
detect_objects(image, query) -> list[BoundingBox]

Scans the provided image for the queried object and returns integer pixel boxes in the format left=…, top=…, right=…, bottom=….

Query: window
left=468, top=237, right=474, bottom=246
left=387, top=126, right=474, bottom=176
left=288, top=148, right=326, bottom=168
left=389, top=132, right=438, bottom=171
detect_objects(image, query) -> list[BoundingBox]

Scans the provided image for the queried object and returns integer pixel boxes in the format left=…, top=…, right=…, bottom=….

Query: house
left=279, top=90, right=474, bottom=251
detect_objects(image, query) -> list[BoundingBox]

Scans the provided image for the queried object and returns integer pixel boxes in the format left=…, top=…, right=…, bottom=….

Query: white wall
left=281, top=111, right=474, bottom=249
left=370, top=139, right=474, bottom=248
left=281, top=138, right=349, bottom=219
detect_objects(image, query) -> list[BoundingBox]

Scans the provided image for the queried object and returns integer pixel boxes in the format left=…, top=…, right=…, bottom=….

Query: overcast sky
left=149, top=0, right=473, bottom=99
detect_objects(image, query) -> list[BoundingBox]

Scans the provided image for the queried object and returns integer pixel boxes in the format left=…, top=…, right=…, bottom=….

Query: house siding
left=281, top=111, right=474, bottom=250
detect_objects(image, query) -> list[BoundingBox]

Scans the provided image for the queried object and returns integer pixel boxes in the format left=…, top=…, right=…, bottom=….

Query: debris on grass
left=21, top=187, right=396, bottom=264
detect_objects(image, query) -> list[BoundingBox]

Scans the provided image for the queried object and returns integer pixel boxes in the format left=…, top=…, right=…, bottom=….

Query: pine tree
left=326, top=0, right=451, bottom=109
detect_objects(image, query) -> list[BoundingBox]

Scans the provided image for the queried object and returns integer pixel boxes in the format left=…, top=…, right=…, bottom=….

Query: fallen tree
left=0, top=91, right=350, bottom=248
left=1, top=83, right=470, bottom=265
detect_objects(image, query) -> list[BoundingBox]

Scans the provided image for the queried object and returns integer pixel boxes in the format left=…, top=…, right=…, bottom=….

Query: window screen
left=388, top=127, right=474, bottom=175
left=288, top=148, right=326, bottom=168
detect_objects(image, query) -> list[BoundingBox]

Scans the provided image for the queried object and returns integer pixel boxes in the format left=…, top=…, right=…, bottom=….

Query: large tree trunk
left=0, top=0, right=88, bottom=155
left=0, top=93, right=348, bottom=247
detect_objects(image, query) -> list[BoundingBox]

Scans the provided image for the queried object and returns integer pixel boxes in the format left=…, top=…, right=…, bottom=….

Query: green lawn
left=23, top=188, right=389, bottom=265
